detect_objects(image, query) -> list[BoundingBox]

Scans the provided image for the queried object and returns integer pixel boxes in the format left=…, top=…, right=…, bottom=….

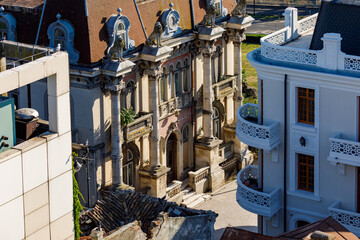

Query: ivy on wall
left=73, top=153, right=84, bottom=240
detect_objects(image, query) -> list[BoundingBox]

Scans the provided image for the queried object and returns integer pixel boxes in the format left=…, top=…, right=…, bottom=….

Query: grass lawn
left=241, top=42, right=260, bottom=103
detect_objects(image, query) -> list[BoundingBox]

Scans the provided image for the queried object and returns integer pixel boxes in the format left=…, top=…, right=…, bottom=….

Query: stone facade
left=0, top=0, right=254, bottom=206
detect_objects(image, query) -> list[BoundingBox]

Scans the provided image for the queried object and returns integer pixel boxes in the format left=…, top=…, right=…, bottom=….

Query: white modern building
left=0, top=41, right=73, bottom=239
left=236, top=0, right=360, bottom=237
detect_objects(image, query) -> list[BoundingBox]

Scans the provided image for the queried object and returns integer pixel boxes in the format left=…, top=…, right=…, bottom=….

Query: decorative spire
left=117, top=8, right=122, bottom=17
left=56, top=13, right=61, bottom=20
left=0, top=6, right=4, bottom=14
left=169, top=3, right=174, bottom=10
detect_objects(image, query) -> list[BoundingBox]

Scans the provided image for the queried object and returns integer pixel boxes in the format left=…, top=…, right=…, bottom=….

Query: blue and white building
left=236, top=0, right=360, bottom=236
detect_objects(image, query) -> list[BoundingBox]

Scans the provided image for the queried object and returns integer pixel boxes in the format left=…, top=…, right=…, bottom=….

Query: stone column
left=108, top=78, right=125, bottom=186
left=232, top=31, right=245, bottom=123
left=200, top=46, right=216, bottom=141
left=147, top=68, right=162, bottom=166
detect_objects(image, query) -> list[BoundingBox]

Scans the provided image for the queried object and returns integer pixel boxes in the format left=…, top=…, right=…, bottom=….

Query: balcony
left=236, top=103, right=280, bottom=152
left=212, top=76, right=236, bottom=100
left=159, top=92, right=192, bottom=119
left=236, top=165, right=281, bottom=218
left=328, top=133, right=360, bottom=167
left=123, top=112, right=153, bottom=143
left=259, top=11, right=360, bottom=74
left=329, top=201, right=360, bottom=236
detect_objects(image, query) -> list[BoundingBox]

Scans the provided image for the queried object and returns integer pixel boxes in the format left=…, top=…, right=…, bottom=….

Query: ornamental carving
left=160, top=3, right=182, bottom=38
left=199, top=0, right=217, bottom=27
left=145, top=22, right=163, bottom=47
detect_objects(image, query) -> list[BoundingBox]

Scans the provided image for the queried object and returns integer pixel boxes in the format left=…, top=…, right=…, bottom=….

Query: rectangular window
left=297, top=153, right=314, bottom=192
left=298, top=87, right=315, bottom=125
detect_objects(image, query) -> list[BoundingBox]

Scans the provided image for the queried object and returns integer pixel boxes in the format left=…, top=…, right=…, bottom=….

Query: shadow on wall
left=215, top=226, right=258, bottom=240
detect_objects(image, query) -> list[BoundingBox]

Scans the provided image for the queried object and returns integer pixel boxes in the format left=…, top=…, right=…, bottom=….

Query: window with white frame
left=297, top=87, right=315, bottom=125
left=116, top=21, right=127, bottom=49
left=297, top=153, right=314, bottom=192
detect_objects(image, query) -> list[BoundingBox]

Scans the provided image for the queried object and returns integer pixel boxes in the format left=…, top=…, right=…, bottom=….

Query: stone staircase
left=180, top=187, right=210, bottom=208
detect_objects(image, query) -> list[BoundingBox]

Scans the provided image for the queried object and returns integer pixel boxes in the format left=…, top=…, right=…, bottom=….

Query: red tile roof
left=0, top=0, right=44, bottom=9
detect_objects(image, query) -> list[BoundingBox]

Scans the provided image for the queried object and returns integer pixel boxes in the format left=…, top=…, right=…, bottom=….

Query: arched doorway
left=166, top=133, right=177, bottom=184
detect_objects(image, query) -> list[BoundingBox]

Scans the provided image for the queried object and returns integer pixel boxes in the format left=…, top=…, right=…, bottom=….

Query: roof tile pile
left=80, top=189, right=215, bottom=237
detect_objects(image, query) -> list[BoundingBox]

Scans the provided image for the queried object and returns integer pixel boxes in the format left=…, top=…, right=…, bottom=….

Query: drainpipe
left=189, top=0, right=196, bottom=30
left=284, top=74, right=288, bottom=232
left=34, top=0, right=47, bottom=48
left=133, top=0, right=148, bottom=40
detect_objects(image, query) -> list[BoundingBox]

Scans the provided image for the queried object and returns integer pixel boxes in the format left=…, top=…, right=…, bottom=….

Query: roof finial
left=117, top=8, right=122, bottom=16
left=0, top=6, right=5, bottom=14
left=169, top=3, right=174, bottom=9
left=56, top=13, right=61, bottom=20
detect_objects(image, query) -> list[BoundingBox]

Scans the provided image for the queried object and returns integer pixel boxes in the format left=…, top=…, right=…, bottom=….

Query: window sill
left=287, top=190, right=321, bottom=202
left=291, top=123, right=317, bottom=134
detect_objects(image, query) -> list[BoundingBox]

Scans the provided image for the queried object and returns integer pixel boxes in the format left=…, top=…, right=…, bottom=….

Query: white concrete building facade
left=236, top=3, right=360, bottom=237
left=0, top=42, right=73, bottom=239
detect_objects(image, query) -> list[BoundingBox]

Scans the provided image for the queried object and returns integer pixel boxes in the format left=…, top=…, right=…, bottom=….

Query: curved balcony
left=236, top=165, right=281, bottom=218
left=328, top=133, right=360, bottom=167
left=329, top=201, right=360, bottom=237
left=236, top=103, right=280, bottom=152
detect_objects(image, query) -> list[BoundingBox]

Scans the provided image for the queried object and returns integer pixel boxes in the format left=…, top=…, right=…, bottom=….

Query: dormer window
left=206, top=0, right=227, bottom=19
left=160, top=3, right=182, bottom=38
left=106, top=8, right=135, bottom=55
left=0, top=7, right=16, bottom=41
left=47, top=13, right=79, bottom=64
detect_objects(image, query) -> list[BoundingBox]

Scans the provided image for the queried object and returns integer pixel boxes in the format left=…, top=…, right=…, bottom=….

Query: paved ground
left=195, top=180, right=258, bottom=240
left=246, top=19, right=285, bottom=35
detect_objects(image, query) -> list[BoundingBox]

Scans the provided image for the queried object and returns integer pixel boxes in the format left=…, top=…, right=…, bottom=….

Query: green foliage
left=121, top=107, right=137, bottom=126
left=72, top=153, right=84, bottom=240
left=242, top=69, right=247, bottom=82
left=219, top=75, right=229, bottom=81
left=245, top=33, right=267, bottom=38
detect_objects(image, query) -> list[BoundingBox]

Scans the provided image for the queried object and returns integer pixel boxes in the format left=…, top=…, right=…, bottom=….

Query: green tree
left=73, top=153, right=84, bottom=240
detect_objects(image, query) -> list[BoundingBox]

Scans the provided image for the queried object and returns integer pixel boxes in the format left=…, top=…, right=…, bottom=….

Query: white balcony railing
left=328, top=133, right=360, bottom=167
left=259, top=10, right=360, bottom=74
left=329, top=201, right=360, bottom=237
left=236, top=103, right=280, bottom=152
left=236, top=165, right=281, bottom=218
left=166, top=180, right=182, bottom=199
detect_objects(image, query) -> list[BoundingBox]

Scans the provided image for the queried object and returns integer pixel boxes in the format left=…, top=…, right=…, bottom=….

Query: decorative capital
left=199, top=45, right=216, bottom=58
left=106, top=77, right=125, bottom=94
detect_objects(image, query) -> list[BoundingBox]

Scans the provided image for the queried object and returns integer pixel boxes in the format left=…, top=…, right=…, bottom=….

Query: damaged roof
left=310, top=0, right=360, bottom=56
left=80, top=189, right=216, bottom=237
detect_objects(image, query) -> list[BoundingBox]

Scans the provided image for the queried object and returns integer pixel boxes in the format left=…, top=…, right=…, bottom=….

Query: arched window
left=0, top=20, right=7, bottom=39
left=182, top=59, right=190, bottom=93
left=123, top=149, right=134, bottom=186
left=174, top=63, right=181, bottom=96
left=124, top=81, right=136, bottom=110
left=54, top=28, right=66, bottom=50
left=212, top=107, right=220, bottom=139
left=160, top=67, right=166, bottom=102
left=106, top=8, right=135, bottom=54
left=169, top=65, right=175, bottom=98
left=47, top=14, right=79, bottom=64
left=116, top=22, right=127, bottom=49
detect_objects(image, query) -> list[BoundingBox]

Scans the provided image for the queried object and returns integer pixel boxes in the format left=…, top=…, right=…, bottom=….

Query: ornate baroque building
left=0, top=0, right=253, bottom=206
